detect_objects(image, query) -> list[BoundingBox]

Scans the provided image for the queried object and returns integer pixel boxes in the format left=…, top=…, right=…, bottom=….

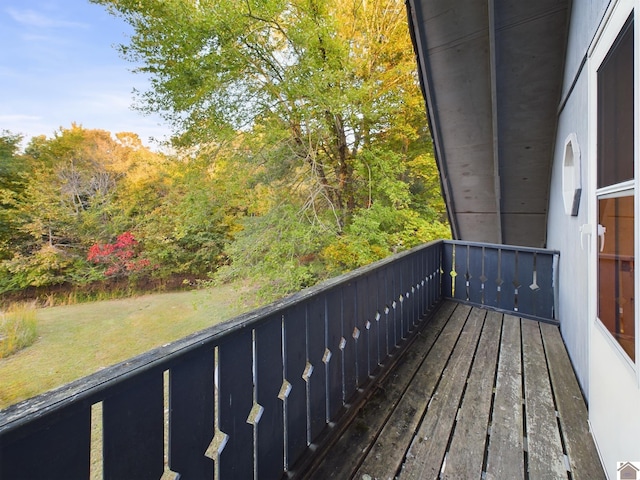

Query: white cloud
left=0, top=114, right=42, bottom=123
left=5, top=7, right=88, bottom=29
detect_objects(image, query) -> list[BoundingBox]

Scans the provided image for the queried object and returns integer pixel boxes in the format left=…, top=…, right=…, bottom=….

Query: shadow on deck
left=306, top=302, right=604, bottom=479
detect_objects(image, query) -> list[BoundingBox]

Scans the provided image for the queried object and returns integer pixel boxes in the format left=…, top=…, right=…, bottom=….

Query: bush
left=0, top=303, right=38, bottom=358
left=215, top=204, right=335, bottom=300
left=322, top=204, right=451, bottom=272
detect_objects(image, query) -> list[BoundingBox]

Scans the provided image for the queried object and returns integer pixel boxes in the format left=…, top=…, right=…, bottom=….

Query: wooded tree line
left=0, top=0, right=449, bottom=301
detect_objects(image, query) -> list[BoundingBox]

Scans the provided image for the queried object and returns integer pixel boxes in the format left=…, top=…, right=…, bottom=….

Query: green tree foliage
left=216, top=203, right=333, bottom=297
left=93, top=0, right=428, bottom=218
left=0, top=131, right=29, bottom=260
left=134, top=155, right=239, bottom=278
left=91, top=0, right=450, bottom=297
left=0, top=127, right=150, bottom=292
left=0, top=2, right=450, bottom=301
left=0, top=125, right=249, bottom=296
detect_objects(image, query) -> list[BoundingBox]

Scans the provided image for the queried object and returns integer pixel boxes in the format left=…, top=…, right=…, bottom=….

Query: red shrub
left=88, top=232, right=150, bottom=277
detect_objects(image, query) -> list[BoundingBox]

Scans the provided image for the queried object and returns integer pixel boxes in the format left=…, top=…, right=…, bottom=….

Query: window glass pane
left=598, top=195, right=635, bottom=361
left=597, top=17, right=634, bottom=189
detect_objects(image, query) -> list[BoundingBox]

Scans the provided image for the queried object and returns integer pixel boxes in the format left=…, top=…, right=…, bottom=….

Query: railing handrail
left=0, top=239, right=443, bottom=431
left=443, top=239, right=560, bottom=256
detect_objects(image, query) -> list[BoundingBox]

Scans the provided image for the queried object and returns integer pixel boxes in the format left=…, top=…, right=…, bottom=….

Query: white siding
left=547, top=0, right=610, bottom=398
left=547, top=71, right=591, bottom=396
left=560, top=0, right=611, bottom=102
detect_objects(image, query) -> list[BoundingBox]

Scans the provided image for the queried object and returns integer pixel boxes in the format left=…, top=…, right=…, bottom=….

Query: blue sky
left=0, top=0, right=170, bottom=149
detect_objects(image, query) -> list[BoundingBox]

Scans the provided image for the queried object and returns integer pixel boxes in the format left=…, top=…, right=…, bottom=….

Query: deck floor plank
left=521, top=319, right=568, bottom=479
left=399, top=307, right=486, bottom=479
left=305, top=301, right=457, bottom=479
left=539, top=323, right=606, bottom=479
left=485, top=315, right=525, bottom=480
left=442, top=310, right=502, bottom=479
left=305, top=303, right=604, bottom=480
left=353, top=304, right=471, bottom=479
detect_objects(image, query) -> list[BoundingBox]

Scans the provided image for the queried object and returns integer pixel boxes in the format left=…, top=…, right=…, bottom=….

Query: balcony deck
left=0, top=242, right=605, bottom=479
left=305, top=301, right=604, bottom=479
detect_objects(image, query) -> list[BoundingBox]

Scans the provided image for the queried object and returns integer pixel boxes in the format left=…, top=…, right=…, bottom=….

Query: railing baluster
left=396, top=259, right=406, bottom=340
left=468, top=245, right=484, bottom=305
left=442, top=242, right=454, bottom=298
left=370, top=273, right=380, bottom=375
left=306, top=295, right=327, bottom=441
left=218, top=330, right=254, bottom=479
left=455, top=243, right=469, bottom=302
left=411, top=256, right=420, bottom=328
left=168, top=349, right=215, bottom=479
left=499, top=249, right=517, bottom=312
left=342, top=282, right=358, bottom=400
left=534, top=252, right=556, bottom=319
left=0, top=402, right=91, bottom=479
left=399, top=257, right=410, bottom=338
left=355, top=276, right=370, bottom=384
left=376, top=269, right=389, bottom=361
left=283, top=304, right=308, bottom=465
left=103, top=370, right=164, bottom=480
left=516, top=251, right=535, bottom=314
left=255, top=314, right=285, bottom=478
left=483, top=246, right=499, bottom=307
left=325, top=288, right=343, bottom=418
left=382, top=268, right=394, bottom=356
left=432, top=244, right=440, bottom=304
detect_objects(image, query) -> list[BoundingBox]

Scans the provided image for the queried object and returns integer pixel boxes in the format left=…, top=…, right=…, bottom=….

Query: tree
left=0, top=126, right=169, bottom=292
left=92, top=0, right=438, bottom=221
left=0, top=131, right=29, bottom=259
left=91, top=0, right=449, bottom=292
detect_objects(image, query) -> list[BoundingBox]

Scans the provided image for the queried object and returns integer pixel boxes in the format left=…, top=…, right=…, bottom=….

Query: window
left=597, top=15, right=635, bottom=362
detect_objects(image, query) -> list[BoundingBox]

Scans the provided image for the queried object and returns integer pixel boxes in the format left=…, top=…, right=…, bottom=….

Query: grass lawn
left=0, top=281, right=261, bottom=410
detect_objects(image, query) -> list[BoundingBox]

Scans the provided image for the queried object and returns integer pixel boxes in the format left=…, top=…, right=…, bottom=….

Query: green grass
left=0, top=303, right=38, bottom=359
left=0, top=281, right=261, bottom=410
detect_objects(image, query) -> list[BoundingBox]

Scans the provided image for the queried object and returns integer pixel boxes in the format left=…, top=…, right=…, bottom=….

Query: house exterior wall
left=547, top=0, right=609, bottom=399
left=547, top=72, right=590, bottom=394
left=548, top=1, right=640, bottom=477
left=560, top=1, right=611, bottom=103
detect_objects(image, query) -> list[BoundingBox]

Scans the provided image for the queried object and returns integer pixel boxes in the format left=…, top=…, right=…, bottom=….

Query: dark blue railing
left=0, top=241, right=443, bottom=479
left=442, top=241, right=559, bottom=323
left=0, top=240, right=558, bottom=479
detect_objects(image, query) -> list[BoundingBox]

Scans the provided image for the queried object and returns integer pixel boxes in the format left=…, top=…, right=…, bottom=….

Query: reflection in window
left=598, top=195, right=635, bottom=361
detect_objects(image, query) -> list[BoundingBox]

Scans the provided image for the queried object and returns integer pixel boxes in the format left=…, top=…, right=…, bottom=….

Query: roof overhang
left=407, top=0, right=570, bottom=247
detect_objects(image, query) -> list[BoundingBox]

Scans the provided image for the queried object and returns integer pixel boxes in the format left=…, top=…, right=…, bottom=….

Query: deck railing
left=0, top=240, right=558, bottom=479
left=442, top=240, right=559, bottom=323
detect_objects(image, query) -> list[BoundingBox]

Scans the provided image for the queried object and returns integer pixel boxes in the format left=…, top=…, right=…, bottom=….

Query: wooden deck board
left=540, top=323, right=606, bottom=479
left=305, top=301, right=456, bottom=479
left=400, top=307, right=485, bottom=479
left=442, top=310, right=501, bottom=479
left=305, top=302, right=604, bottom=480
left=521, top=319, right=568, bottom=479
left=485, top=315, right=525, bottom=480
left=353, top=304, right=471, bottom=479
